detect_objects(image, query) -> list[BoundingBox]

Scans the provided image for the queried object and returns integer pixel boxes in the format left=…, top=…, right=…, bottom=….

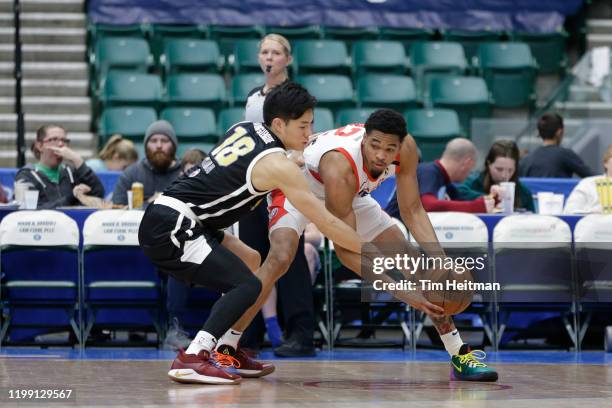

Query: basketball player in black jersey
left=138, top=83, right=366, bottom=385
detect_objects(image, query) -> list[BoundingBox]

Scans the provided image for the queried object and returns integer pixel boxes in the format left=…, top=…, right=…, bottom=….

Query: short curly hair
left=364, top=109, right=407, bottom=142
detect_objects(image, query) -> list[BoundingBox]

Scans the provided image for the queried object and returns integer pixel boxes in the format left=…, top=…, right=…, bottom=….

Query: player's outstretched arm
left=396, top=135, right=445, bottom=256
left=251, top=153, right=363, bottom=254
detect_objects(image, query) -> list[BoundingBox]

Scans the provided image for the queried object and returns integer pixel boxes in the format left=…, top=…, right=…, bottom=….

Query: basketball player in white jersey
left=223, top=109, right=498, bottom=381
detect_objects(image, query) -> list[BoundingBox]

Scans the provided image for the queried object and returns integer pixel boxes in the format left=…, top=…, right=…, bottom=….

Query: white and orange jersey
left=303, top=123, right=399, bottom=199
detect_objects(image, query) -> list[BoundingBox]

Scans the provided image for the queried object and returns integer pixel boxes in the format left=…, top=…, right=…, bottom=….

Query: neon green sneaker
left=450, top=344, right=498, bottom=382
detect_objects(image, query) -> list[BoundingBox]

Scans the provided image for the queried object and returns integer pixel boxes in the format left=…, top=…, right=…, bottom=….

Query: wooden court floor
left=1, top=358, right=612, bottom=407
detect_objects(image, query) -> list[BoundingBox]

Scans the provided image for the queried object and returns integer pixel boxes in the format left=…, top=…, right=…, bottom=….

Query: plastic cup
left=500, top=182, right=515, bottom=214
left=537, top=192, right=554, bottom=215
left=127, top=190, right=133, bottom=210
left=24, top=190, right=39, bottom=210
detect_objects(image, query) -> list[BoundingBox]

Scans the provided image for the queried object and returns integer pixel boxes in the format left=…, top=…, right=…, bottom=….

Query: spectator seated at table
left=520, top=112, right=594, bottom=178
left=457, top=140, right=535, bottom=212
left=86, top=134, right=138, bottom=173
left=112, top=120, right=182, bottom=207
left=386, top=138, right=496, bottom=216
left=564, top=144, right=612, bottom=214
left=15, top=124, right=104, bottom=209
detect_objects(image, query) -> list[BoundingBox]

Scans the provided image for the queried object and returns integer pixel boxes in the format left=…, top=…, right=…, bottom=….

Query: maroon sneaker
left=168, top=349, right=241, bottom=385
left=215, top=345, right=275, bottom=378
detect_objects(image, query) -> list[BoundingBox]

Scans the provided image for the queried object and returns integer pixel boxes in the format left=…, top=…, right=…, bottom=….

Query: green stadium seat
left=512, top=31, right=568, bottom=75
left=232, top=39, right=263, bottom=74
left=441, top=30, right=504, bottom=63
left=323, top=26, right=379, bottom=47
left=405, top=109, right=462, bottom=161
left=88, top=23, right=148, bottom=44
left=428, top=76, right=491, bottom=137
left=352, top=41, right=407, bottom=76
left=313, top=108, right=335, bottom=133
left=265, top=25, right=322, bottom=40
left=177, top=142, right=217, bottom=158
left=296, top=74, right=354, bottom=112
left=335, top=108, right=378, bottom=127
left=150, top=24, right=206, bottom=62
left=98, top=107, right=157, bottom=142
left=230, top=73, right=265, bottom=106
left=161, top=38, right=222, bottom=75
left=476, top=42, right=537, bottom=109
left=293, top=40, right=350, bottom=75
left=209, top=25, right=264, bottom=57
left=356, top=74, right=418, bottom=111
left=410, top=42, right=468, bottom=97
left=378, top=27, right=435, bottom=52
left=160, top=107, right=218, bottom=143
left=218, top=108, right=246, bottom=136
left=100, top=71, right=162, bottom=109
left=165, top=73, right=226, bottom=111
left=92, top=37, right=152, bottom=85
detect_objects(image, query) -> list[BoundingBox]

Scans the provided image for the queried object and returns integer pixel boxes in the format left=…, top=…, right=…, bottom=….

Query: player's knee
left=243, top=274, right=263, bottom=305
left=267, top=249, right=294, bottom=275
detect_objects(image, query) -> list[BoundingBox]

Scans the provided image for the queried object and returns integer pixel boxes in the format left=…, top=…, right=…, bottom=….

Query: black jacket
left=15, top=163, right=105, bottom=209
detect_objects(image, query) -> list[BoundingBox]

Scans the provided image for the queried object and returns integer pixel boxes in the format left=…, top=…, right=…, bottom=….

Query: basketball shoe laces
left=212, top=350, right=241, bottom=369
left=457, top=350, right=488, bottom=368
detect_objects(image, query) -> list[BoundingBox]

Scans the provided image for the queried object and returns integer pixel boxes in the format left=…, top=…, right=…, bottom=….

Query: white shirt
left=563, top=174, right=609, bottom=214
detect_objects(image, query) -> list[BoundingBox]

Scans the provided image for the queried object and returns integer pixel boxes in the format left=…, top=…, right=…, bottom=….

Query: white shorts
left=267, top=190, right=396, bottom=242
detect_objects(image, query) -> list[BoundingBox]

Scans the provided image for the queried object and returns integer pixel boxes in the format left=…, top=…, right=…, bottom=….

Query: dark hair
left=32, top=124, right=66, bottom=159
left=263, top=82, right=316, bottom=126
left=364, top=109, right=407, bottom=142
left=483, top=140, right=521, bottom=209
left=537, top=112, right=563, bottom=140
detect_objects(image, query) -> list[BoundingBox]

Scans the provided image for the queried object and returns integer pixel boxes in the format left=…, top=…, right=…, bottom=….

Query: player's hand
left=411, top=295, right=445, bottom=318
left=47, top=145, right=84, bottom=168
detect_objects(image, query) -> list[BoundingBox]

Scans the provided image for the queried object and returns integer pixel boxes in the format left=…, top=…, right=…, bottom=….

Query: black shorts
left=139, top=203, right=226, bottom=286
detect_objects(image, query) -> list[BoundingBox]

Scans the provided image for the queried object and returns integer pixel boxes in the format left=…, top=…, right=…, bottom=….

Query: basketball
left=423, top=265, right=475, bottom=316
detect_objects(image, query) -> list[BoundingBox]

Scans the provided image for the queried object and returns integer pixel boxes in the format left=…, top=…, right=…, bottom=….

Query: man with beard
left=15, top=123, right=104, bottom=208
left=112, top=119, right=186, bottom=347
left=112, top=120, right=182, bottom=206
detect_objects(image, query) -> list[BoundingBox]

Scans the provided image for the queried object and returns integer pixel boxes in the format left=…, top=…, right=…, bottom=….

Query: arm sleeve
left=566, top=150, right=595, bottom=178
left=563, top=180, right=589, bottom=214
left=73, top=163, right=105, bottom=198
left=421, top=194, right=486, bottom=213
left=455, top=181, right=485, bottom=201
left=112, top=171, right=132, bottom=205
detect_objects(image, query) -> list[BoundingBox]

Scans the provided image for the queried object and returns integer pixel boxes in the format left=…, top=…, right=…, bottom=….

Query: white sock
left=216, top=328, right=243, bottom=351
left=440, top=330, right=463, bottom=356
left=185, top=331, right=217, bottom=355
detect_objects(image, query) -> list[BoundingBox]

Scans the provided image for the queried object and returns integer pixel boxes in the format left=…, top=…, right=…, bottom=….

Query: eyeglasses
left=42, top=137, right=71, bottom=145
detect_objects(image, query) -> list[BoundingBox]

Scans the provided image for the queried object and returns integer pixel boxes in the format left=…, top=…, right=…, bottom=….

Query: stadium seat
left=161, top=39, right=222, bottom=75
left=378, top=27, right=435, bottom=52
left=404, top=108, right=462, bottom=161
left=296, top=74, right=354, bottom=112
left=352, top=41, right=408, bottom=76
left=409, top=41, right=468, bottom=97
left=88, top=23, right=148, bottom=44
left=493, top=215, right=576, bottom=349
left=165, top=73, right=226, bottom=111
left=177, top=142, right=217, bottom=157
left=313, top=108, right=335, bottom=133
left=92, top=37, right=152, bottom=86
left=218, top=108, right=246, bottom=136
left=265, top=25, right=322, bottom=39
left=0, top=210, right=81, bottom=345
left=160, top=107, right=218, bottom=143
left=100, top=71, right=163, bottom=109
left=441, top=30, right=505, bottom=63
left=209, top=25, right=264, bottom=57
left=98, top=107, right=157, bottom=142
left=82, top=210, right=162, bottom=345
left=230, top=73, right=265, bottom=106
left=513, top=31, right=568, bottom=75
left=231, top=39, right=263, bottom=74
left=428, top=76, right=491, bottom=137
left=476, top=42, right=537, bottom=108
left=356, top=74, right=418, bottom=111
left=335, top=108, right=378, bottom=127
left=150, top=24, right=207, bottom=62
left=293, top=40, right=350, bottom=75
left=323, top=26, right=379, bottom=46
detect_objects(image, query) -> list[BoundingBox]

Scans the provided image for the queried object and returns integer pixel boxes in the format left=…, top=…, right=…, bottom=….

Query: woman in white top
left=564, top=144, right=612, bottom=214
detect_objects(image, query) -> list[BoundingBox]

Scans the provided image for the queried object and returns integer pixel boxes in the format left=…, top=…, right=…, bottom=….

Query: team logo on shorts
left=188, top=167, right=201, bottom=177
left=269, top=207, right=279, bottom=219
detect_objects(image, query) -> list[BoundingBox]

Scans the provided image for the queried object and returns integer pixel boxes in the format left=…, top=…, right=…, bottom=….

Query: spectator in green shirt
left=457, top=140, right=535, bottom=212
